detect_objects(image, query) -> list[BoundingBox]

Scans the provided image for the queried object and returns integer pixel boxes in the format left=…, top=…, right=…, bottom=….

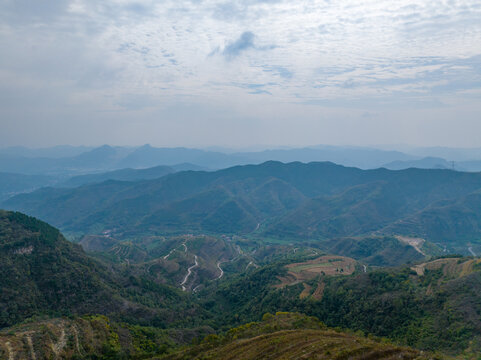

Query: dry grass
left=277, top=256, right=356, bottom=288
left=164, top=329, right=433, bottom=360
left=411, top=258, right=481, bottom=278
left=299, top=283, right=312, bottom=299
left=312, top=281, right=326, bottom=301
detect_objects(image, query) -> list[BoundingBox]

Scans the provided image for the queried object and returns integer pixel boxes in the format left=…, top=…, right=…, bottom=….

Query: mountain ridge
left=4, top=161, right=481, bottom=256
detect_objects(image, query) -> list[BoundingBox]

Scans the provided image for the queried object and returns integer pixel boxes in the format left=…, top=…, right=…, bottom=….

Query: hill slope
left=0, top=314, right=214, bottom=360
left=161, top=312, right=432, bottom=360
left=5, top=162, right=481, bottom=257
left=200, top=256, right=481, bottom=356
left=0, top=210, right=202, bottom=329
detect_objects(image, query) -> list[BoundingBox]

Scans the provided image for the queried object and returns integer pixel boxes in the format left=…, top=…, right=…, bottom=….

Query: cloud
left=1, top=0, right=481, bottom=148
left=221, top=31, right=276, bottom=60
left=223, top=31, right=256, bottom=58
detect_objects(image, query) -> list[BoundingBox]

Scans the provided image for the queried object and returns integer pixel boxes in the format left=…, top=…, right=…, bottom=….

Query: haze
left=1, top=0, right=481, bottom=148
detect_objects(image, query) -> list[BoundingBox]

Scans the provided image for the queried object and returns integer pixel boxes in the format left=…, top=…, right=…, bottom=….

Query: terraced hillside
left=0, top=315, right=213, bottom=359
left=0, top=210, right=205, bottom=329
left=201, top=256, right=481, bottom=356
left=160, top=313, right=435, bottom=360
left=276, top=255, right=357, bottom=289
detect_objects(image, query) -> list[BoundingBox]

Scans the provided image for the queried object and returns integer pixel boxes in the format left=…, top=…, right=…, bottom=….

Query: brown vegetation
left=277, top=255, right=356, bottom=288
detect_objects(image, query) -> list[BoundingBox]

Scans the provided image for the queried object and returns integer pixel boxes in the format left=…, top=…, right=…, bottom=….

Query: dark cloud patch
left=246, top=83, right=265, bottom=89
left=249, top=89, right=272, bottom=95
left=230, top=82, right=275, bottom=95
left=246, top=83, right=272, bottom=95
left=222, top=31, right=276, bottom=59
left=223, top=31, right=256, bottom=58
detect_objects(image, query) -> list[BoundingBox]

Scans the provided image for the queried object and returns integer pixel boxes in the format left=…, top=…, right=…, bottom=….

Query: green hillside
left=0, top=210, right=204, bottom=329
left=385, top=192, right=481, bottom=247
left=200, top=256, right=481, bottom=356
left=4, top=162, right=481, bottom=258
left=160, top=312, right=434, bottom=360
left=0, top=315, right=208, bottom=359
left=2, top=210, right=480, bottom=358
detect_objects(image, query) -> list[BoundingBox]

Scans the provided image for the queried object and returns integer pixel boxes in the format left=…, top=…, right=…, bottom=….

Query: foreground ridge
left=159, top=312, right=439, bottom=360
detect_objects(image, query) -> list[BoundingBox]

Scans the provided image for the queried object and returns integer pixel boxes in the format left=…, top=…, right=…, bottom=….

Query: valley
left=2, top=209, right=481, bottom=357
left=3, top=161, right=481, bottom=358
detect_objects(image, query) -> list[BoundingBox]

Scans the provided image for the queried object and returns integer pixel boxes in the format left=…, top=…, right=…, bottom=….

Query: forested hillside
left=199, top=255, right=481, bottom=356
left=3, top=211, right=481, bottom=358
left=5, top=161, right=481, bottom=256
left=161, top=312, right=433, bottom=360
left=0, top=211, right=206, bottom=329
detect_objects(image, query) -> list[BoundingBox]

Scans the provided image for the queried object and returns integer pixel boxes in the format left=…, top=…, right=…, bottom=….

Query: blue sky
left=1, top=0, right=481, bottom=148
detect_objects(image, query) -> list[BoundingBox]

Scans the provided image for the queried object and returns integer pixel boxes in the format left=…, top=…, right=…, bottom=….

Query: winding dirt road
left=215, top=261, right=225, bottom=280
left=181, top=255, right=198, bottom=291
left=469, top=247, right=476, bottom=257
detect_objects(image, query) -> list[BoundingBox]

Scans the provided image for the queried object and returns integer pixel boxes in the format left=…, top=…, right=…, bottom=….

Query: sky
left=1, top=0, right=481, bottom=148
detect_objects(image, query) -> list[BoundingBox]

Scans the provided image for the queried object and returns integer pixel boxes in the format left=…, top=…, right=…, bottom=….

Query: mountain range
left=4, top=147, right=481, bottom=359
left=4, top=161, right=481, bottom=258
left=4, top=144, right=481, bottom=177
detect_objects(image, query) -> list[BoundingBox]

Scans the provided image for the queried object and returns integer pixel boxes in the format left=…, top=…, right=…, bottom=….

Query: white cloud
left=0, top=0, right=480, bottom=147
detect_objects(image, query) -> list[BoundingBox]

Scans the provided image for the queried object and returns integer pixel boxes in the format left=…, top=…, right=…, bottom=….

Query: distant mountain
left=5, top=144, right=481, bottom=177
left=383, top=156, right=452, bottom=170
left=383, top=156, right=481, bottom=172
left=0, top=144, right=422, bottom=175
left=232, top=146, right=417, bottom=169
left=171, top=163, right=210, bottom=171
left=0, top=145, right=133, bottom=175
left=117, top=145, right=243, bottom=169
left=0, top=172, right=56, bottom=201
left=5, top=161, right=481, bottom=256
left=406, top=146, right=481, bottom=161
left=58, top=165, right=176, bottom=187
left=0, top=154, right=62, bottom=175
left=456, top=160, right=481, bottom=172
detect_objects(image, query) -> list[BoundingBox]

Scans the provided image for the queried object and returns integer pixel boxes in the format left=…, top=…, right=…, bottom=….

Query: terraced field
left=160, top=313, right=433, bottom=360
left=411, top=257, right=481, bottom=277
left=277, top=255, right=357, bottom=287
